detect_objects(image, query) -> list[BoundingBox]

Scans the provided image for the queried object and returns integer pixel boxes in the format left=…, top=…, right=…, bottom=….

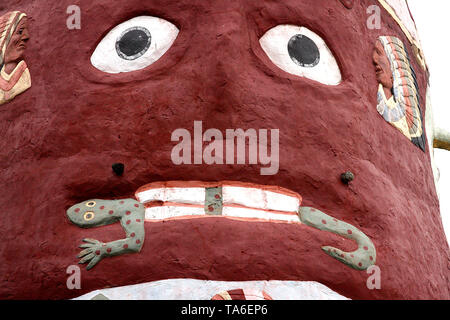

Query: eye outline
left=91, top=16, right=179, bottom=74
left=83, top=211, right=95, bottom=221
left=86, top=201, right=96, bottom=208
left=259, top=24, right=342, bottom=86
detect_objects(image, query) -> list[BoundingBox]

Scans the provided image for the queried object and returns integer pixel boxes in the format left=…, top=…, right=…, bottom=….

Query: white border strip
left=73, top=279, right=349, bottom=300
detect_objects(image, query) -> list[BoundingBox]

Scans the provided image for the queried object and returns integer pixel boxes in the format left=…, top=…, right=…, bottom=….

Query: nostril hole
left=112, top=163, right=125, bottom=176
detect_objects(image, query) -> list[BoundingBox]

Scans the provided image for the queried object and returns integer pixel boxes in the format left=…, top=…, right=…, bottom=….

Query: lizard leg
left=77, top=202, right=145, bottom=270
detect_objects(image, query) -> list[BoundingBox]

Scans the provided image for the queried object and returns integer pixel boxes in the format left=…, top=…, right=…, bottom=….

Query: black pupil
left=86, top=214, right=92, bottom=219
left=287, top=34, right=320, bottom=68
left=116, top=28, right=151, bottom=60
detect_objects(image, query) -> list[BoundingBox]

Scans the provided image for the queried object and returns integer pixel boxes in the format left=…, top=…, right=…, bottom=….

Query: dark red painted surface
left=0, top=0, right=449, bottom=299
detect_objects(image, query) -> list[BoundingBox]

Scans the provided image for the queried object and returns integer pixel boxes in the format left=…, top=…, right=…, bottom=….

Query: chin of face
left=376, top=72, right=391, bottom=90
left=5, top=50, right=25, bottom=64
left=383, top=80, right=393, bottom=91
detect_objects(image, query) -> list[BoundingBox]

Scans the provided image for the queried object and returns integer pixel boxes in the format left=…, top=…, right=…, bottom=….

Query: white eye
left=260, top=25, right=341, bottom=85
left=91, top=16, right=179, bottom=74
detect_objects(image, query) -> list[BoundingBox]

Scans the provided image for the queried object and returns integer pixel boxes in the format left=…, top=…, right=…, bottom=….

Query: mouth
left=375, top=65, right=383, bottom=75
left=135, top=180, right=376, bottom=271
left=135, top=181, right=302, bottom=223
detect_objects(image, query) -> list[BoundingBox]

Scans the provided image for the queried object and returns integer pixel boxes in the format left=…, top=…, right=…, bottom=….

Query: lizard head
left=66, top=199, right=115, bottom=228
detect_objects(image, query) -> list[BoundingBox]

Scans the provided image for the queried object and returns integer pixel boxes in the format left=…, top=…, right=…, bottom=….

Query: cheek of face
left=380, top=63, right=392, bottom=89
left=374, top=45, right=393, bottom=90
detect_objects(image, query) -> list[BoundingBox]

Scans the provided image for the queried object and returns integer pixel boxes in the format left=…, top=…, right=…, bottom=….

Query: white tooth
left=264, top=190, right=300, bottom=212
left=222, top=207, right=300, bottom=223
left=223, top=187, right=265, bottom=209
left=136, top=188, right=165, bottom=203
left=137, top=187, right=205, bottom=205
left=145, top=206, right=204, bottom=220
left=222, top=186, right=300, bottom=212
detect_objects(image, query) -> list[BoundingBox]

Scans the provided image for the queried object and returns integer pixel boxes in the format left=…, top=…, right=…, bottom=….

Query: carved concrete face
left=373, top=40, right=393, bottom=91
left=4, top=17, right=29, bottom=66
left=0, top=0, right=449, bottom=300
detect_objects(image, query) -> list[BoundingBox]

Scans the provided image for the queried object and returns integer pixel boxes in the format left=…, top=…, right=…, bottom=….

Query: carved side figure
left=0, top=11, right=31, bottom=105
left=373, top=36, right=426, bottom=151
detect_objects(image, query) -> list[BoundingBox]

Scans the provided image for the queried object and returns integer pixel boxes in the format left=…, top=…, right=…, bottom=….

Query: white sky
left=408, top=0, right=450, bottom=243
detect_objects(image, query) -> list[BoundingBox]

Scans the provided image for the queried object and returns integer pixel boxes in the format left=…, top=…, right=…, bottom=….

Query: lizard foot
left=77, top=238, right=106, bottom=270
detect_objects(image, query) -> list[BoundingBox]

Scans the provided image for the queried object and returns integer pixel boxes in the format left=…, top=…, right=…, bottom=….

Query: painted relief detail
left=66, top=199, right=145, bottom=270
left=299, top=207, right=376, bottom=271
left=68, top=182, right=376, bottom=271
left=0, top=11, right=31, bottom=105
left=374, top=36, right=425, bottom=151
left=211, top=289, right=273, bottom=300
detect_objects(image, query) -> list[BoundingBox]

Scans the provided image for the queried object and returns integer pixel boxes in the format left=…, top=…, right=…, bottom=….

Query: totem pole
left=0, top=0, right=449, bottom=300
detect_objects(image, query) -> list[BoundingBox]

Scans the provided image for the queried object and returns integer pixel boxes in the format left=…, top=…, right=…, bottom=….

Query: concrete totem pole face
left=1, top=0, right=449, bottom=300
